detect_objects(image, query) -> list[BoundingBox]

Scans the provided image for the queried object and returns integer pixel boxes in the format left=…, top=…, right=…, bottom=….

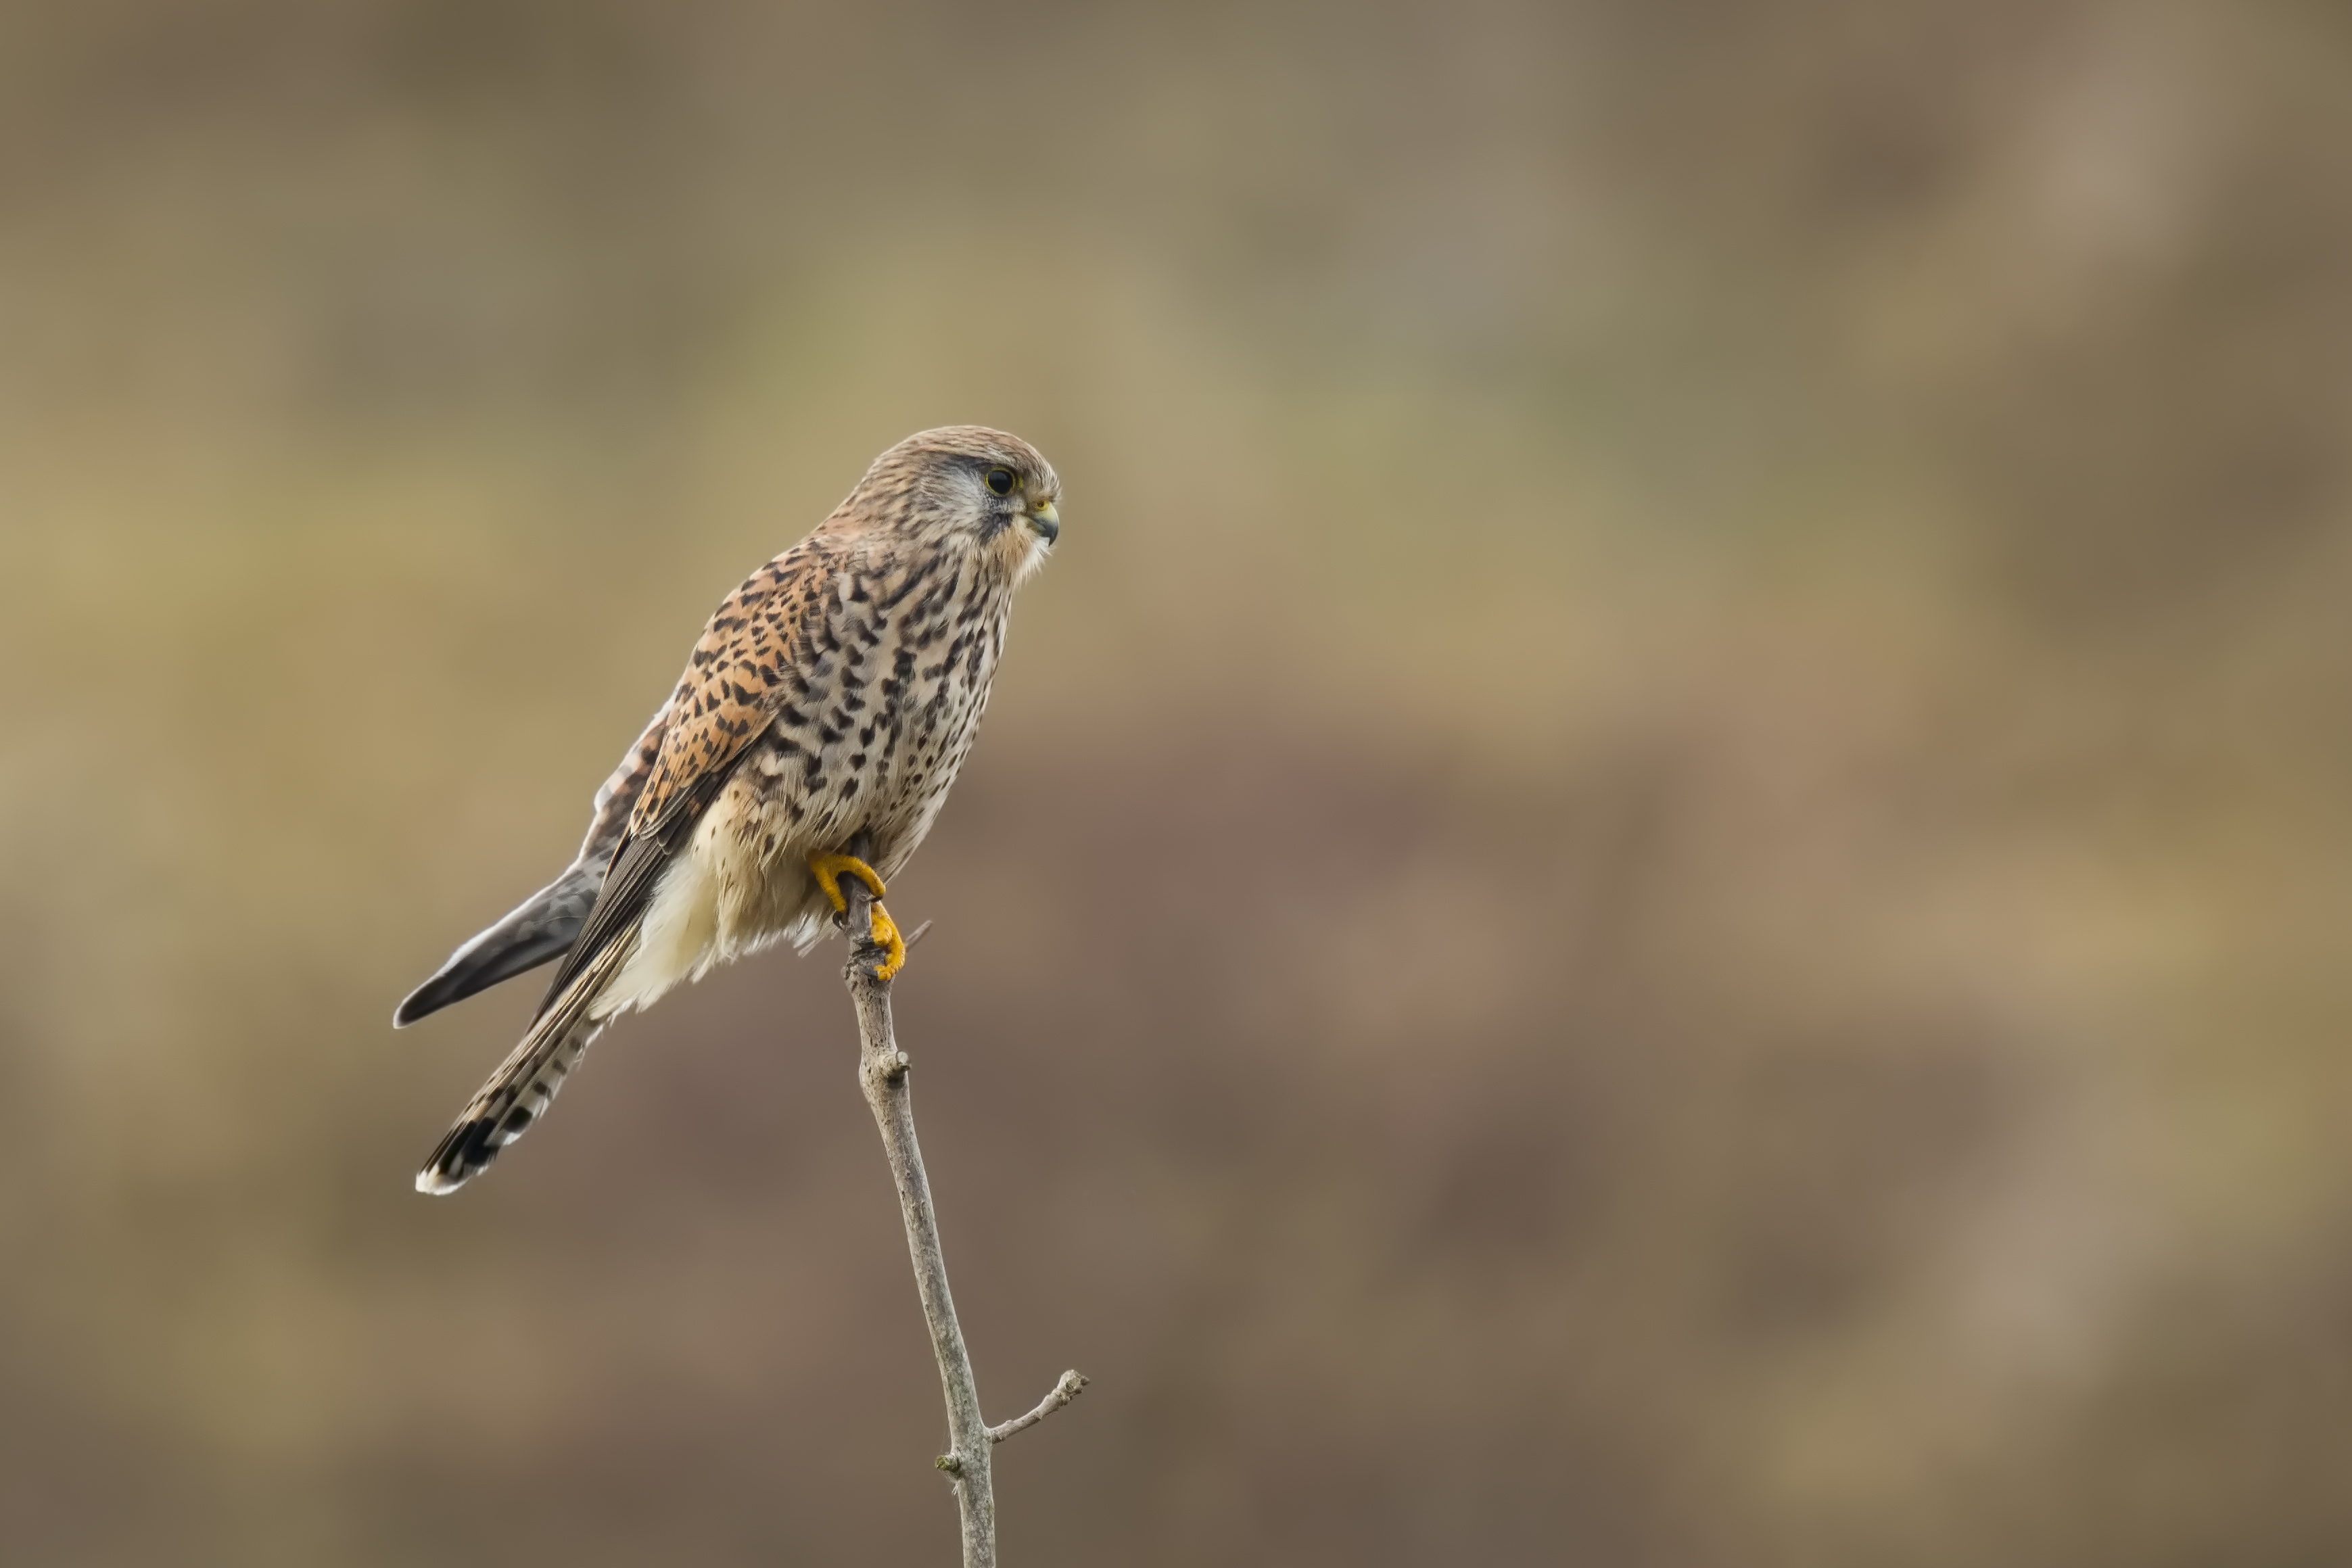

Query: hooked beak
left=1026, top=498, right=1060, bottom=544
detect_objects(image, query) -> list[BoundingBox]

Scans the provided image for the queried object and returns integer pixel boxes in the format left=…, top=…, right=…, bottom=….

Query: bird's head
left=840, top=425, right=1061, bottom=585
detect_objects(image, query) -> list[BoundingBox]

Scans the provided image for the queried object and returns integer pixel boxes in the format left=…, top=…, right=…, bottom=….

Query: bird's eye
left=985, top=467, right=1017, bottom=497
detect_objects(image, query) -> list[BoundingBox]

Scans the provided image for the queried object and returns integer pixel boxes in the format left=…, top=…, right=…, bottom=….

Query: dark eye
left=985, top=467, right=1017, bottom=497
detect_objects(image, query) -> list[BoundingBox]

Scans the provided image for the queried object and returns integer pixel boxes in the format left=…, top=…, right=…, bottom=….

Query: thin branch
left=835, top=835, right=1084, bottom=1567
left=988, top=1370, right=1090, bottom=1445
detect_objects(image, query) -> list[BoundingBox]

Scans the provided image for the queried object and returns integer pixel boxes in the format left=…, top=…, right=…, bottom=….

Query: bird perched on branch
left=396, top=427, right=1061, bottom=1193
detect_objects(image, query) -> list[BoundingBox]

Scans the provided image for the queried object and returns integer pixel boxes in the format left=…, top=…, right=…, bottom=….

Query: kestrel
left=396, top=427, right=1061, bottom=1193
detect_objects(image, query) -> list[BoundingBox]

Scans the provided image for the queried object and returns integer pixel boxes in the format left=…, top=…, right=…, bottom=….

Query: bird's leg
left=809, top=852, right=908, bottom=981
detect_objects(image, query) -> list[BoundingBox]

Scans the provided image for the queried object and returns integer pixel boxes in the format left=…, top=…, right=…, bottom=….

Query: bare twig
left=987, top=1369, right=1091, bottom=1445
left=836, top=835, right=1085, bottom=1567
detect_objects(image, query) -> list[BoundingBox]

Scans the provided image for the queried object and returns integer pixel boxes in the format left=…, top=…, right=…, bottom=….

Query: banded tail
left=415, top=932, right=632, bottom=1194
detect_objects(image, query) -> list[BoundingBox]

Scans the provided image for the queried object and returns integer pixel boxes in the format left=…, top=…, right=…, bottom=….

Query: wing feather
left=525, top=540, right=834, bottom=1019
left=393, top=696, right=674, bottom=1026
left=629, top=540, right=830, bottom=834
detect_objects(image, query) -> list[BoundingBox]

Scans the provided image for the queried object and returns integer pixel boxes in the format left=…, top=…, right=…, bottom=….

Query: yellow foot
left=808, top=852, right=887, bottom=913
left=807, top=851, right=905, bottom=980
left=867, top=901, right=907, bottom=982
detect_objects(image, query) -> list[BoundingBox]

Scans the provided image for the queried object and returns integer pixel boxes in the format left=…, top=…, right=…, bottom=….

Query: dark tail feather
left=393, top=863, right=601, bottom=1026
left=414, top=931, right=632, bottom=1194
left=415, top=1015, right=605, bottom=1193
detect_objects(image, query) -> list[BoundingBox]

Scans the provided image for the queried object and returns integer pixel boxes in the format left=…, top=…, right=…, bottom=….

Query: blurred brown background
left=3, top=1, right=2350, bottom=1563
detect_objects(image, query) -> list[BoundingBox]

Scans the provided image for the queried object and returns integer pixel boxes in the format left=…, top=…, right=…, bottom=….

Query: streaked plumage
left=399, top=427, right=1061, bottom=1193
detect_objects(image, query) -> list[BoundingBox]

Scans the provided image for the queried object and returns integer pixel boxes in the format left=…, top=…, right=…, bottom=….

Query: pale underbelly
left=586, top=780, right=828, bottom=1019
left=587, top=738, right=967, bottom=1020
